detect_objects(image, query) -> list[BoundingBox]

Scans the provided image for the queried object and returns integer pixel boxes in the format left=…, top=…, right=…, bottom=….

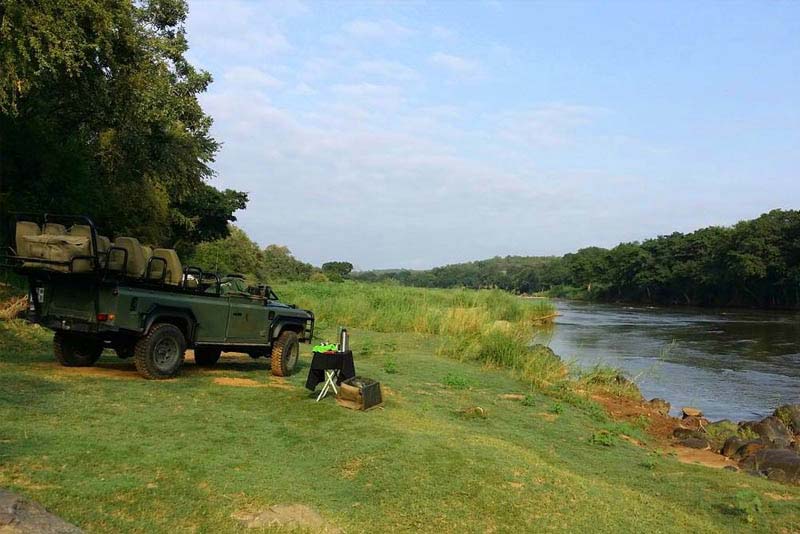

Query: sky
left=185, top=1, right=800, bottom=270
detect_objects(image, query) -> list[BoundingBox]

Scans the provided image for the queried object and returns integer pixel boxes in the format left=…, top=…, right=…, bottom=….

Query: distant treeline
left=353, top=209, right=800, bottom=309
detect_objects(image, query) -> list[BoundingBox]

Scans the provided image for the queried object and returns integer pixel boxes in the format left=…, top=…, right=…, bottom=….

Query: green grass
left=2, top=283, right=800, bottom=532
left=277, top=282, right=566, bottom=388
left=2, top=318, right=800, bottom=532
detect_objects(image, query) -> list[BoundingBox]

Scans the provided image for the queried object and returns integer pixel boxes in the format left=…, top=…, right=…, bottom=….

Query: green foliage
left=383, top=356, right=398, bottom=374
left=0, top=0, right=244, bottom=249
left=443, top=373, right=470, bottom=389
left=322, top=261, right=354, bottom=278
left=354, top=209, right=800, bottom=309
left=732, top=490, right=763, bottom=524
left=589, top=430, right=617, bottom=447
left=188, top=226, right=263, bottom=279
left=549, top=402, right=564, bottom=415
left=521, top=394, right=536, bottom=407
left=261, top=245, right=314, bottom=282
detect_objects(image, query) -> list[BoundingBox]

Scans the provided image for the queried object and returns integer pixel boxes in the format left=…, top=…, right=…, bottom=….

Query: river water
left=544, top=300, right=800, bottom=422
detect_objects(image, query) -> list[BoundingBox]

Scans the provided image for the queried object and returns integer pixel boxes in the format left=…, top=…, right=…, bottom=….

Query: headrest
left=150, top=249, right=183, bottom=285
left=43, top=223, right=67, bottom=235
left=109, top=237, right=146, bottom=277
left=15, top=221, right=41, bottom=257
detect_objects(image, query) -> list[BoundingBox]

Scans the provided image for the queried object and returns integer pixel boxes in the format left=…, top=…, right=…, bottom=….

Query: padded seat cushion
left=150, top=249, right=183, bottom=285
left=15, top=221, right=41, bottom=257
left=43, top=223, right=67, bottom=235
left=109, top=237, right=146, bottom=277
left=21, top=234, right=93, bottom=272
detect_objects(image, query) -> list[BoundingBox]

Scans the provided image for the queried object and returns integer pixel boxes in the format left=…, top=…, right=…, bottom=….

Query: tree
left=0, top=0, right=244, bottom=248
left=187, top=226, right=263, bottom=279
left=260, top=245, right=313, bottom=282
left=322, top=261, right=354, bottom=278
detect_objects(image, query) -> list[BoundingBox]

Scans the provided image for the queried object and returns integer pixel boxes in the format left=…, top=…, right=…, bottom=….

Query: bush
left=443, top=373, right=471, bottom=389
left=383, top=356, right=398, bottom=374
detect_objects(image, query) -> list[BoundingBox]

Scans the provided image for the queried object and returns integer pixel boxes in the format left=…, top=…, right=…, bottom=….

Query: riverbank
left=1, top=284, right=800, bottom=531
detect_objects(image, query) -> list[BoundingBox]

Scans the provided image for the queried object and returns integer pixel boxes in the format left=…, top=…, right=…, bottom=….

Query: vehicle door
left=225, top=292, right=269, bottom=344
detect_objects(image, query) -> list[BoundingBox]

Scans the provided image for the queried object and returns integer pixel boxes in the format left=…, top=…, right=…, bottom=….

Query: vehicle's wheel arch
left=143, top=307, right=197, bottom=344
left=271, top=320, right=304, bottom=342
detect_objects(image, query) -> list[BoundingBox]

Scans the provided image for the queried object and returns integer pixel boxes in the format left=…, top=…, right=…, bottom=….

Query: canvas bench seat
left=20, top=234, right=94, bottom=272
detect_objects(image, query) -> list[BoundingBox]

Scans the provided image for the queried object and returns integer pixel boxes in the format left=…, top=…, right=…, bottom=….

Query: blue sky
left=185, top=1, right=800, bottom=270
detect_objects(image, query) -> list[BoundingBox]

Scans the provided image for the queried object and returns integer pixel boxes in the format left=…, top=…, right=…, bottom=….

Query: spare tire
left=53, top=332, right=103, bottom=367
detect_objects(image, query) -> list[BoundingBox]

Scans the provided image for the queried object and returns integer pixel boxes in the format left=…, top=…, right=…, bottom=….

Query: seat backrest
left=109, top=237, right=146, bottom=277
left=15, top=221, right=41, bottom=257
left=43, top=223, right=67, bottom=235
left=150, top=248, right=183, bottom=285
left=97, top=236, right=111, bottom=253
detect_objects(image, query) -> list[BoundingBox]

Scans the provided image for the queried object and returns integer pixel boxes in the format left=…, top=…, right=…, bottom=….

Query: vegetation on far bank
left=354, top=209, right=800, bottom=309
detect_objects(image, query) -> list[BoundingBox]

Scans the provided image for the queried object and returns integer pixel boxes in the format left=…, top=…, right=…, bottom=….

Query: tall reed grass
left=275, top=281, right=565, bottom=387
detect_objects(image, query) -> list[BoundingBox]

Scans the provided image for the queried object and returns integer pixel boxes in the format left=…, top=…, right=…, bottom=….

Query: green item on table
left=312, top=343, right=338, bottom=353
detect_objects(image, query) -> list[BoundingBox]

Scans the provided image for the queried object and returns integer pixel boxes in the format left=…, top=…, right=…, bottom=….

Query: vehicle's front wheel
left=194, top=347, right=221, bottom=366
left=133, top=323, right=186, bottom=379
left=271, top=331, right=300, bottom=377
left=53, top=332, right=103, bottom=367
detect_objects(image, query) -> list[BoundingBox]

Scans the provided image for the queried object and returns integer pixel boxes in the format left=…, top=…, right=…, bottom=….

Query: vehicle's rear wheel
left=53, top=332, right=103, bottom=367
left=271, top=330, right=300, bottom=377
left=133, top=323, right=186, bottom=379
left=194, top=347, right=221, bottom=366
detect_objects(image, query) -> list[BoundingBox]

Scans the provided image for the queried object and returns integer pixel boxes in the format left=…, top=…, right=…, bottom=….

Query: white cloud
left=429, top=52, right=482, bottom=77
left=343, top=18, right=414, bottom=39
left=495, top=103, right=608, bottom=148
left=223, top=66, right=283, bottom=88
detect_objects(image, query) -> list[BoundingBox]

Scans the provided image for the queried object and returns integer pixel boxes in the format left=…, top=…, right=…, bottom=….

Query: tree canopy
left=354, top=210, right=800, bottom=309
left=0, top=0, right=245, bottom=250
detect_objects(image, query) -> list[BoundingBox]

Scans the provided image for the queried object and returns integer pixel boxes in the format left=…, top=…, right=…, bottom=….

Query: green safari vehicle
left=4, top=214, right=314, bottom=379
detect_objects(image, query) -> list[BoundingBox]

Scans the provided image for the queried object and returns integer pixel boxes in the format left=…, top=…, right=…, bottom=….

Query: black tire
left=133, top=323, right=186, bottom=379
left=194, top=347, right=221, bottom=366
left=53, top=332, right=103, bottom=367
left=114, top=344, right=136, bottom=359
left=271, top=331, right=300, bottom=377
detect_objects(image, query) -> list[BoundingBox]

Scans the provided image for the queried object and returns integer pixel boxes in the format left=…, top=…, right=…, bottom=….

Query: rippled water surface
left=545, top=300, right=800, bottom=421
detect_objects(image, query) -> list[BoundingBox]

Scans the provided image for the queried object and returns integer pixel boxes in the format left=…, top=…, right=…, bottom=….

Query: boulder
left=682, top=407, right=703, bottom=418
left=774, top=404, right=800, bottom=433
left=680, top=416, right=710, bottom=430
left=648, top=398, right=671, bottom=416
left=721, top=436, right=746, bottom=458
left=678, top=437, right=710, bottom=449
left=0, top=489, right=83, bottom=533
left=742, top=449, right=800, bottom=484
left=740, top=416, right=794, bottom=448
left=734, top=439, right=767, bottom=461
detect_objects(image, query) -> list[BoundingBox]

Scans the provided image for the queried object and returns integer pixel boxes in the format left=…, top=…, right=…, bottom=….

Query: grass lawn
left=1, top=316, right=799, bottom=533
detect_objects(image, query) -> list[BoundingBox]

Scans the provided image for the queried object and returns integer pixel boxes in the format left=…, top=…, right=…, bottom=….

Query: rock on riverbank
left=668, top=404, right=800, bottom=484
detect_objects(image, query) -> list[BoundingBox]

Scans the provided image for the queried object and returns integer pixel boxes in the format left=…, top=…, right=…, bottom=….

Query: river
left=545, top=300, right=800, bottom=422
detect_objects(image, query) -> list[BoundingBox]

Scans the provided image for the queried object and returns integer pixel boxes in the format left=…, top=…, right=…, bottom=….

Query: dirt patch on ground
left=232, top=504, right=340, bottom=532
left=212, top=377, right=294, bottom=390
left=0, top=488, right=83, bottom=533
left=498, top=393, right=526, bottom=401
left=592, top=393, right=676, bottom=440
left=31, top=362, right=139, bottom=380
left=536, top=412, right=558, bottom=422
left=592, top=392, right=747, bottom=470
left=672, top=445, right=738, bottom=469
left=213, top=377, right=265, bottom=388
